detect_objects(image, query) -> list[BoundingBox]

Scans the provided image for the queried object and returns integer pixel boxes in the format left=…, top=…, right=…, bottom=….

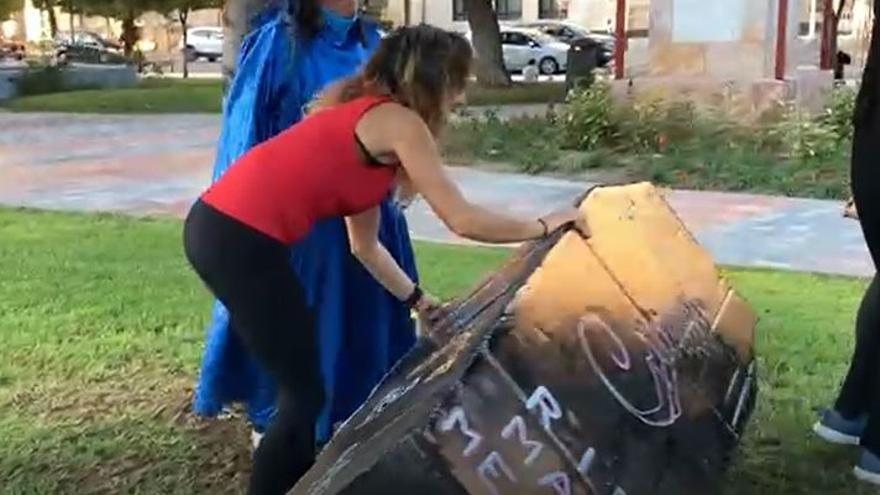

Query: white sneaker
left=251, top=429, right=264, bottom=450
left=812, top=409, right=866, bottom=446
left=854, top=449, right=880, bottom=486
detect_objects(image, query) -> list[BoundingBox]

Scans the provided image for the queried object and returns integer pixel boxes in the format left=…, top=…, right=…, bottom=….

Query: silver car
left=500, top=28, right=569, bottom=75
left=180, top=27, right=223, bottom=62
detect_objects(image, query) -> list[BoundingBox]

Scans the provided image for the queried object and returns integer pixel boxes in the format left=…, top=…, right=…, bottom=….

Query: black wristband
left=404, top=285, right=424, bottom=309
left=537, top=218, right=549, bottom=238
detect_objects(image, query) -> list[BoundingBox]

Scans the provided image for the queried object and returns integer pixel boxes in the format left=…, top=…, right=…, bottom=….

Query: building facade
left=381, top=0, right=646, bottom=33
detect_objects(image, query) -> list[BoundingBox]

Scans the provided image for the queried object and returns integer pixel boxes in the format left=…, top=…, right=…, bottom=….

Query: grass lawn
left=0, top=207, right=873, bottom=494
left=3, top=78, right=565, bottom=114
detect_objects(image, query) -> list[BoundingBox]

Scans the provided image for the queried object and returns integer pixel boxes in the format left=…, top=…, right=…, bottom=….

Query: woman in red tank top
left=183, top=25, right=585, bottom=495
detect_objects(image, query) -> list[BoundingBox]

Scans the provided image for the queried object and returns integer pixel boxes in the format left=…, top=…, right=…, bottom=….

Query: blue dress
left=192, top=6, right=418, bottom=443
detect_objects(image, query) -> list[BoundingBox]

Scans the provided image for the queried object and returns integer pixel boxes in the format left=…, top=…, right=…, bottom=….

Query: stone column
left=521, top=0, right=540, bottom=22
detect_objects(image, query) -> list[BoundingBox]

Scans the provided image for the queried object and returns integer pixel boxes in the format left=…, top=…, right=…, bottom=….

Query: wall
left=567, top=0, right=650, bottom=31
left=647, top=0, right=803, bottom=81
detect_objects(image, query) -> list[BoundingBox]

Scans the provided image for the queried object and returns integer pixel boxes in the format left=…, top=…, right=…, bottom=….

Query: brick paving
left=0, top=112, right=870, bottom=276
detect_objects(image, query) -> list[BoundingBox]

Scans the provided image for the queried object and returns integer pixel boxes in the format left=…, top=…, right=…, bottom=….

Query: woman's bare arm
left=360, top=104, right=577, bottom=243
left=344, top=207, right=416, bottom=302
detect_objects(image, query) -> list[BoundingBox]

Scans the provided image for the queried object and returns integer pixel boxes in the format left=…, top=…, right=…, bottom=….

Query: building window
left=453, top=0, right=467, bottom=21
left=495, top=0, right=522, bottom=20
left=539, top=0, right=567, bottom=19
left=452, top=0, right=522, bottom=22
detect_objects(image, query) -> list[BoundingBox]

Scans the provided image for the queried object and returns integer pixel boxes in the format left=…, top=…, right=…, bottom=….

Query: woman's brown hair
left=312, top=25, right=473, bottom=135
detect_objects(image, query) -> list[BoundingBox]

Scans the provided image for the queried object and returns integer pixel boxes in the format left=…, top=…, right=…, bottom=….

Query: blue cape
left=192, top=6, right=417, bottom=443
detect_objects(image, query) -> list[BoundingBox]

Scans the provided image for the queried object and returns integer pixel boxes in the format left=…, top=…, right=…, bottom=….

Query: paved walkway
left=0, top=112, right=872, bottom=277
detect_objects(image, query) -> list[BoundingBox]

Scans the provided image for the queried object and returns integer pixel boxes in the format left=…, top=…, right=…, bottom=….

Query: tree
left=220, top=0, right=269, bottom=86
left=821, top=0, right=854, bottom=72
left=70, top=0, right=153, bottom=55
left=0, top=0, right=24, bottom=20
left=34, top=0, right=60, bottom=37
left=161, top=0, right=222, bottom=78
left=463, top=0, right=511, bottom=86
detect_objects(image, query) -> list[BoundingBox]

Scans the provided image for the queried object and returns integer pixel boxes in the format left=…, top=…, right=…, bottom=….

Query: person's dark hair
left=312, top=25, right=473, bottom=135
left=293, top=0, right=323, bottom=38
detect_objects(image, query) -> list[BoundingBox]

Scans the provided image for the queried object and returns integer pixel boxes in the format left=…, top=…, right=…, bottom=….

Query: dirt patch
left=2, top=371, right=254, bottom=494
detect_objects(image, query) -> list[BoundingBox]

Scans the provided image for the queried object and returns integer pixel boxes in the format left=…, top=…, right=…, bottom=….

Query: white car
left=499, top=28, right=569, bottom=75
left=181, top=27, right=223, bottom=62
left=518, top=20, right=615, bottom=66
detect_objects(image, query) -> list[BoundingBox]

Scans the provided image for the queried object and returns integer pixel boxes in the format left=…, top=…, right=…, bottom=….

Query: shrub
left=772, top=110, right=841, bottom=162
left=443, top=110, right=562, bottom=174
left=819, top=85, right=856, bottom=143
left=15, top=66, right=66, bottom=96
left=560, top=81, right=615, bottom=151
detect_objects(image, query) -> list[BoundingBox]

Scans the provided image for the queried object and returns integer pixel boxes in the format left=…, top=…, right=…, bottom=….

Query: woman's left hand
left=415, top=294, right=453, bottom=340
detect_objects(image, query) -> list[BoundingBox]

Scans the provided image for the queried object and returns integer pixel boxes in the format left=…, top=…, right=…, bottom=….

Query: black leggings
left=184, top=200, right=324, bottom=495
left=834, top=34, right=880, bottom=454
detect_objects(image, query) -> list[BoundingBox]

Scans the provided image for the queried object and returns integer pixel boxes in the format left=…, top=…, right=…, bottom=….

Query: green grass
left=464, top=82, right=566, bottom=106
left=5, top=79, right=225, bottom=114
left=0, top=207, right=873, bottom=493
left=0, top=207, right=508, bottom=494
left=3, top=79, right=564, bottom=114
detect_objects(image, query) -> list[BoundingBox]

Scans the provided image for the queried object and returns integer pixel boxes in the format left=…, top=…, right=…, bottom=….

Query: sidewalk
left=0, top=112, right=870, bottom=277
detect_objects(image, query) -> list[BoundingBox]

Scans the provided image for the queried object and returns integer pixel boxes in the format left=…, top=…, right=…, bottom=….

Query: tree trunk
left=180, top=10, right=189, bottom=79
left=830, top=0, right=852, bottom=75
left=221, top=0, right=270, bottom=90
left=121, top=13, right=137, bottom=57
left=46, top=3, right=58, bottom=37
left=822, top=0, right=852, bottom=70
left=66, top=0, right=74, bottom=38
left=464, top=0, right=511, bottom=87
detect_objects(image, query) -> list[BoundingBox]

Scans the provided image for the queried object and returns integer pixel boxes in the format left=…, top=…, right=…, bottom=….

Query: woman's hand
left=415, top=293, right=453, bottom=340
left=416, top=293, right=447, bottom=324
left=539, top=207, right=590, bottom=238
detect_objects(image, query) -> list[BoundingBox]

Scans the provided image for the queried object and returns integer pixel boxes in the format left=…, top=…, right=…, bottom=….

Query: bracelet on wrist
left=404, top=285, right=424, bottom=309
left=537, top=218, right=549, bottom=238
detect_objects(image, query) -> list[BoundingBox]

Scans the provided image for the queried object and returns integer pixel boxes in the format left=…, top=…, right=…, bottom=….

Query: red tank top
left=201, top=95, right=398, bottom=244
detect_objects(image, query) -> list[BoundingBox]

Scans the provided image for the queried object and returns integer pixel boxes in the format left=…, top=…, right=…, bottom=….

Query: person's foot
left=854, top=449, right=880, bottom=486
left=813, top=409, right=866, bottom=446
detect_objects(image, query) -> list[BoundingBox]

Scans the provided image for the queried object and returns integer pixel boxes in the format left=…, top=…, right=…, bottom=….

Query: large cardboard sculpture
left=292, top=183, right=757, bottom=495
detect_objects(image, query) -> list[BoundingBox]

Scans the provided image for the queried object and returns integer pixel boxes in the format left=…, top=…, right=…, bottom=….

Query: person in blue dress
left=192, top=0, right=417, bottom=448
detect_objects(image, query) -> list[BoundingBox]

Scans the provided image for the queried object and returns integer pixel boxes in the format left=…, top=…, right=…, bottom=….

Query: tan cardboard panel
left=580, top=183, right=728, bottom=319
left=513, top=232, right=645, bottom=336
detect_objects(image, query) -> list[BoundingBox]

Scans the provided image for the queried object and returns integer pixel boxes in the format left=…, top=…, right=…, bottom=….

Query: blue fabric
left=192, top=6, right=417, bottom=443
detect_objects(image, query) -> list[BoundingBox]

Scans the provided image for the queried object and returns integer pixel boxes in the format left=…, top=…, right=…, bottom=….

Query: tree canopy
left=0, top=0, right=24, bottom=20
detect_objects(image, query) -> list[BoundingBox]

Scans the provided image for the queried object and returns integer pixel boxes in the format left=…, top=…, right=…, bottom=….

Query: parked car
left=55, top=31, right=122, bottom=53
left=181, top=27, right=223, bottom=62
left=498, top=27, right=569, bottom=75
left=54, top=32, right=129, bottom=65
left=517, top=20, right=615, bottom=67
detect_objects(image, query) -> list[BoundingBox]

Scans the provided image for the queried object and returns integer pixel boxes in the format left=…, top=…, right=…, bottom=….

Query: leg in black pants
left=843, top=98, right=880, bottom=456
left=836, top=275, right=880, bottom=444
left=184, top=200, right=325, bottom=494
left=825, top=85, right=880, bottom=457
left=819, top=3, right=880, bottom=480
